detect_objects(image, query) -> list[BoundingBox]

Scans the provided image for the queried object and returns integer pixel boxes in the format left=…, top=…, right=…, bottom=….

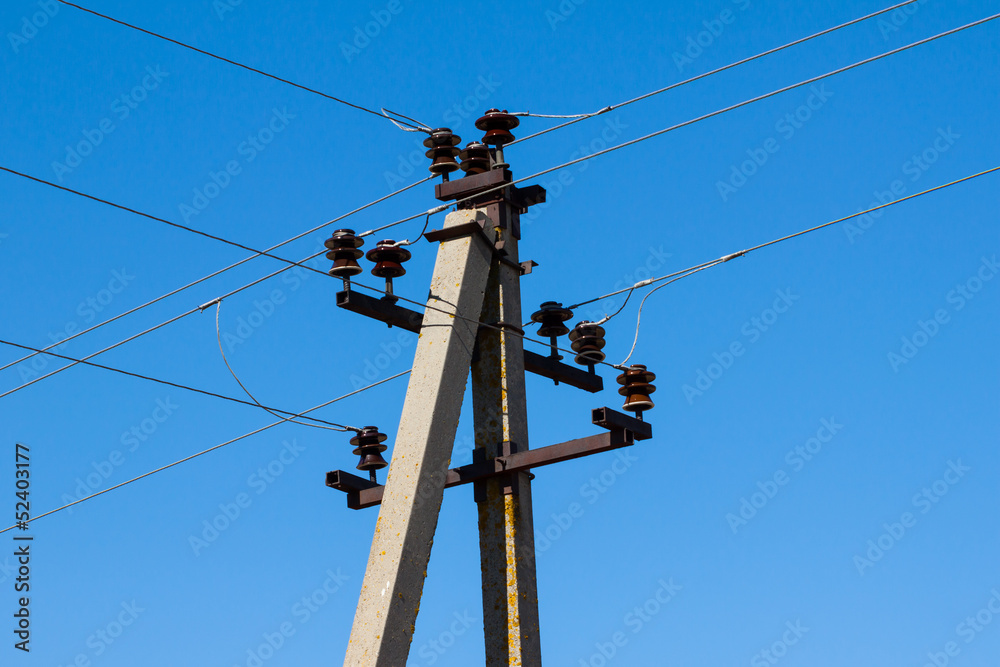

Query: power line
left=8, top=14, right=993, bottom=394
left=13, top=160, right=993, bottom=406
left=510, top=0, right=923, bottom=144
left=618, top=263, right=725, bottom=367
left=566, top=256, right=741, bottom=312
left=0, top=197, right=441, bottom=398
left=0, top=165, right=333, bottom=278
left=213, top=300, right=353, bottom=431
left=0, top=369, right=412, bottom=534
left=330, top=163, right=1000, bottom=373
left=0, top=251, right=323, bottom=400
left=367, top=13, right=1000, bottom=241
left=5, top=123, right=995, bottom=541
left=573, top=165, right=1000, bottom=341
left=0, top=337, right=353, bottom=429
left=0, top=175, right=433, bottom=375
left=56, top=0, right=428, bottom=132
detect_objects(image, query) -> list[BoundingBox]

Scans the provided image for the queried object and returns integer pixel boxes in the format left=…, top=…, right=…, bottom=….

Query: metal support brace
left=326, top=407, right=652, bottom=510
left=335, top=293, right=604, bottom=393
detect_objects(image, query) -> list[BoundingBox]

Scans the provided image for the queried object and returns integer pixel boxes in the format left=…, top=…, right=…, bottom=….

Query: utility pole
left=342, top=206, right=496, bottom=665
left=471, top=177, right=542, bottom=663
left=327, top=109, right=656, bottom=666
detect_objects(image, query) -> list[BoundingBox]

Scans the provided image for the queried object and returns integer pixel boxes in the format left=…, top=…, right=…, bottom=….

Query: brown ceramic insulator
left=475, top=108, right=519, bottom=146
left=350, top=425, right=389, bottom=471
left=459, top=142, right=490, bottom=174
left=616, top=364, right=657, bottom=413
left=530, top=301, right=574, bottom=338
left=568, top=321, right=607, bottom=365
left=423, top=128, right=461, bottom=175
left=366, top=240, right=412, bottom=279
left=324, top=229, right=364, bottom=277
left=356, top=451, right=388, bottom=471
left=426, top=146, right=460, bottom=174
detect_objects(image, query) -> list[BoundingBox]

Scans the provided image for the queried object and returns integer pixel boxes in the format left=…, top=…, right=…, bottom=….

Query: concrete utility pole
left=343, top=208, right=497, bottom=665
left=329, top=109, right=655, bottom=666
left=471, top=197, right=542, bottom=664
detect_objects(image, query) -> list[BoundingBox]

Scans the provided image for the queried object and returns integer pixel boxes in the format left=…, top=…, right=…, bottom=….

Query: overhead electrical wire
left=365, top=13, right=1000, bottom=241
left=8, top=158, right=993, bottom=408
left=381, top=107, right=434, bottom=133
left=617, top=263, right=726, bottom=367
left=55, top=0, right=429, bottom=132
left=0, top=175, right=433, bottom=375
left=213, top=300, right=354, bottom=432
left=0, top=337, right=351, bottom=429
left=5, top=13, right=994, bottom=395
left=366, top=165, right=1000, bottom=371
left=601, top=260, right=727, bottom=327
left=1, top=165, right=331, bottom=277
left=7, top=0, right=988, bottom=532
left=597, top=165, right=1000, bottom=363
left=509, top=0, right=924, bottom=143
left=3, top=166, right=995, bottom=530
left=0, top=369, right=412, bottom=534
left=0, top=251, right=323, bottom=400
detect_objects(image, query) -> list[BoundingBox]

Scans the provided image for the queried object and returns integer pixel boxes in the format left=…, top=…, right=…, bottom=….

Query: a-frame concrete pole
left=344, top=209, right=497, bottom=666
left=471, top=201, right=542, bottom=665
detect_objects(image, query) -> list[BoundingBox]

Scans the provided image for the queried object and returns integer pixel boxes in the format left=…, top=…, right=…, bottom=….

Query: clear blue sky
left=1, top=0, right=998, bottom=665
